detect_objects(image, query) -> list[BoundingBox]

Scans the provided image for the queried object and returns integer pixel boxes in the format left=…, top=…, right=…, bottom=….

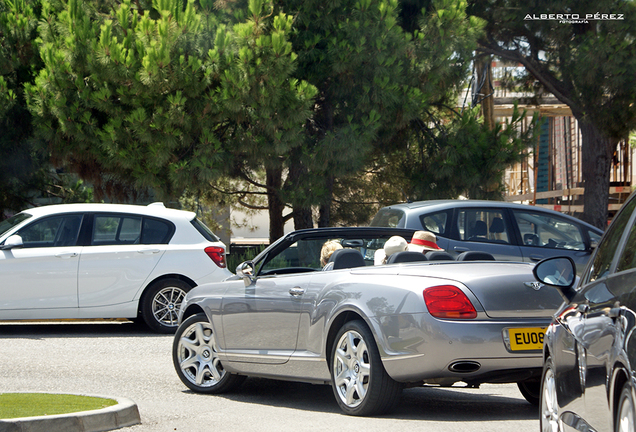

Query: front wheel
left=141, top=278, right=192, bottom=333
left=616, top=382, right=635, bottom=432
left=540, top=356, right=561, bottom=432
left=330, top=320, right=402, bottom=416
left=172, top=313, right=244, bottom=394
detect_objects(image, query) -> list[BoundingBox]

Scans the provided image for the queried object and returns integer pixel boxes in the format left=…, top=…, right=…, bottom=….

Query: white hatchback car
left=0, top=203, right=233, bottom=332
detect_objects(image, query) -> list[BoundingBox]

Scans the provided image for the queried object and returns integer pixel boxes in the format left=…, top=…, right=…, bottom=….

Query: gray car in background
left=370, top=200, right=603, bottom=273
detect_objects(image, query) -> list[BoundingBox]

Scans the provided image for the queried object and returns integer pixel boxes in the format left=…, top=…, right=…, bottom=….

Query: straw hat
left=374, top=236, right=408, bottom=265
left=407, top=231, right=442, bottom=253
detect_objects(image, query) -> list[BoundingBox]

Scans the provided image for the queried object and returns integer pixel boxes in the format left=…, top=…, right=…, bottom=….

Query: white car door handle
left=55, top=252, right=78, bottom=259
left=138, top=249, right=161, bottom=255
left=289, top=287, right=305, bottom=297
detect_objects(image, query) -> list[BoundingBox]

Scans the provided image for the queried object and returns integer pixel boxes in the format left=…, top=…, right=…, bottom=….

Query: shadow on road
left=0, top=320, right=162, bottom=338
left=189, top=377, right=539, bottom=421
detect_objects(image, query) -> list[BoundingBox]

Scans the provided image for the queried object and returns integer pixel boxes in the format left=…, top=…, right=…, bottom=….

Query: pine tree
left=470, top=0, right=636, bottom=229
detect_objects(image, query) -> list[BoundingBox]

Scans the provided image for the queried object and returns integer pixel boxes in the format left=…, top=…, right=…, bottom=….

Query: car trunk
left=395, top=262, right=565, bottom=319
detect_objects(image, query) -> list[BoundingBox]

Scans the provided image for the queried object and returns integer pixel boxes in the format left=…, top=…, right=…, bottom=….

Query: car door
left=220, top=238, right=322, bottom=364
left=566, top=199, right=636, bottom=432
left=512, top=209, right=592, bottom=273
left=446, top=207, right=524, bottom=261
left=0, top=213, right=84, bottom=313
left=77, top=213, right=167, bottom=309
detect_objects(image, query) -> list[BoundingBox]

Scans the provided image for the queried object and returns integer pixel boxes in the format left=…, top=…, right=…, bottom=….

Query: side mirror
left=533, top=256, right=576, bottom=288
left=236, top=261, right=255, bottom=287
left=1, top=235, right=23, bottom=250
left=533, top=256, right=577, bottom=302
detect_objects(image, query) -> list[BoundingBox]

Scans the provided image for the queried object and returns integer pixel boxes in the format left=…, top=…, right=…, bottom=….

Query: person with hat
left=407, top=231, right=443, bottom=253
left=374, top=236, right=408, bottom=265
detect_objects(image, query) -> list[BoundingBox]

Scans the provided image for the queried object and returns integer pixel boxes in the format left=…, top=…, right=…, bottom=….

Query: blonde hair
left=320, top=240, right=343, bottom=266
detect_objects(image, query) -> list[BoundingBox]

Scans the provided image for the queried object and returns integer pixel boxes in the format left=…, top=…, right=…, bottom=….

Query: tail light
left=423, top=285, right=477, bottom=319
left=204, top=246, right=227, bottom=268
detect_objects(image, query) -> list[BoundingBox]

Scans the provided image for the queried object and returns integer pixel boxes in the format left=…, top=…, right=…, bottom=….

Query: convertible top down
left=172, top=227, right=565, bottom=416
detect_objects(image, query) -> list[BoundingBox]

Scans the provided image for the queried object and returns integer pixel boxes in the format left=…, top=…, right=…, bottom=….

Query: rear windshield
left=0, top=213, right=32, bottom=238
left=369, top=208, right=405, bottom=228
left=190, top=218, right=220, bottom=242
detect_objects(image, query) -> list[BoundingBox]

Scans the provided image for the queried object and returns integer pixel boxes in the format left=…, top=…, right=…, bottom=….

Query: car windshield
left=370, top=209, right=405, bottom=228
left=256, top=234, right=402, bottom=276
left=0, top=213, right=32, bottom=238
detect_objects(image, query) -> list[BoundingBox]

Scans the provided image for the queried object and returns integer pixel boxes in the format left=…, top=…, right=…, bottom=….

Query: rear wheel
left=141, top=278, right=191, bottom=333
left=616, top=382, right=635, bottom=432
left=330, top=320, right=402, bottom=416
left=540, top=356, right=561, bottom=432
left=518, top=379, right=541, bottom=406
left=172, top=313, right=244, bottom=394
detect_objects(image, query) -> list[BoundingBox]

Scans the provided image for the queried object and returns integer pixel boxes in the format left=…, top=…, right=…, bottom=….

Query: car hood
left=352, top=261, right=563, bottom=319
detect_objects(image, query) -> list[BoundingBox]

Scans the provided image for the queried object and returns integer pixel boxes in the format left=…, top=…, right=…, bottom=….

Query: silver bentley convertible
left=172, top=227, right=565, bottom=416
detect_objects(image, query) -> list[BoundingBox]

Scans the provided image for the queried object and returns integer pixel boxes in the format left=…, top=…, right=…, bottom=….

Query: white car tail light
left=204, top=246, right=227, bottom=268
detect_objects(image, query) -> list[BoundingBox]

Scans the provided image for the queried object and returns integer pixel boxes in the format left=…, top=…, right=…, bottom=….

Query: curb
left=0, top=394, right=141, bottom=432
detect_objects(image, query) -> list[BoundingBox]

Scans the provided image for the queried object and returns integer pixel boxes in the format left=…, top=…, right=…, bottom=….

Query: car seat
left=468, top=220, right=487, bottom=241
left=424, top=251, right=455, bottom=261
left=456, top=251, right=495, bottom=261
left=328, top=248, right=366, bottom=270
left=387, top=251, right=428, bottom=264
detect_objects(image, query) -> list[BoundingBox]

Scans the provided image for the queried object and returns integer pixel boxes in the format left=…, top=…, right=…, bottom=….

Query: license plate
left=508, top=327, right=546, bottom=351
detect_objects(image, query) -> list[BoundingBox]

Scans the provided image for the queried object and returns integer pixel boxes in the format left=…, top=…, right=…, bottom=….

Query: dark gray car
left=370, top=200, right=603, bottom=273
left=535, top=191, right=636, bottom=432
left=173, top=227, right=564, bottom=416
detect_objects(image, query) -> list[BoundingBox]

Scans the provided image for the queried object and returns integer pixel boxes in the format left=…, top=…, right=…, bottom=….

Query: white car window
left=93, top=215, right=141, bottom=245
left=18, top=215, right=83, bottom=248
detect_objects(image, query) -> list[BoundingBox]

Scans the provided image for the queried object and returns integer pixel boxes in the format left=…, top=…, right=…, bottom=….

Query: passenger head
left=321, top=240, right=343, bottom=266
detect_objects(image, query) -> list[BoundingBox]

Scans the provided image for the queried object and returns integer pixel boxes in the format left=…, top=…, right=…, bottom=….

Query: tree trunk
left=287, top=150, right=314, bottom=230
left=293, top=206, right=313, bottom=229
left=266, top=166, right=285, bottom=243
left=577, top=115, right=616, bottom=230
left=318, top=174, right=334, bottom=227
left=475, top=55, right=495, bottom=130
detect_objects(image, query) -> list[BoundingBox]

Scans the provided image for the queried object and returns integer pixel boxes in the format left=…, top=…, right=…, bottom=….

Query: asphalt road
left=0, top=321, right=541, bottom=432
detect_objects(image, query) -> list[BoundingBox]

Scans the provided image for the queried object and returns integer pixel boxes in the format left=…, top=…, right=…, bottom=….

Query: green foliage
left=330, top=105, right=537, bottom=225
left=26, top=0, right=316, bottom=203
left=226, top=242, right=266, bottom=271
left=470, top=0, right=636, bottom=228
left=0, top=0, right=50, bottom=216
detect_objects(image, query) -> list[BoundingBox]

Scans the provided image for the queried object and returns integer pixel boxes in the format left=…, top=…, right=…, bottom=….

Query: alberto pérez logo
left=524, top=12, right=625, bottom=24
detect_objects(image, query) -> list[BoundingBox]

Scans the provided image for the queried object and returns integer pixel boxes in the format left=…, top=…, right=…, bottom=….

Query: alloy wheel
left=333, top=329, right=371, bottom=408
left=176, top=320, right=225, bottom=388
left=152, top=286, right=186, bottom=328
left=541, top=362, right=561, bottom=432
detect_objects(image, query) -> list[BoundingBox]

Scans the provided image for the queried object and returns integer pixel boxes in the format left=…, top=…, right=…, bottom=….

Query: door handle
left=529, top=255, right=545, bottom=262
left=55, top=252, right=78, bottom=259
left=138, top=249, right=161, bottom=255
left=453, top=247, right=470, bottom=252
left=289, top=287, right=305, bottom=297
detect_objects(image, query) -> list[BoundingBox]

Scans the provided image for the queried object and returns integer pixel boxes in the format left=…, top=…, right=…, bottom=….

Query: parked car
left=172, top=226, right=565, bottom=416
left=0, top=203, right=232, bottom=332
left=535, top=191, right=636, bottom=432
left=370, top=200, right=604, bottom=273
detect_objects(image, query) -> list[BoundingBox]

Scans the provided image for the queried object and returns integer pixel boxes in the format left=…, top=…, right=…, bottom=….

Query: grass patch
left=0, top=393, right=117, bottom=419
